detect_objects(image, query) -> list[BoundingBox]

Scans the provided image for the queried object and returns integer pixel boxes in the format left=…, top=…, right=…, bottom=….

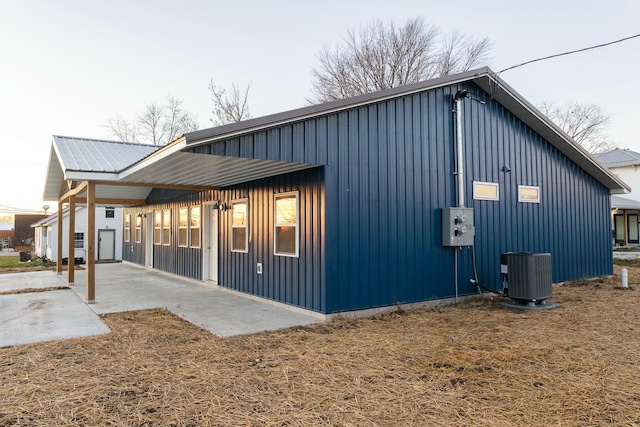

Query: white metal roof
left=43, top=137, right=160, bottom=202
left=43, top=136, right=318, bottom=203
left=52, top=136, right=159, bottom=172
left=594, top=148, right=640, bottom=168
left=612, top=195, right=640, bottom=210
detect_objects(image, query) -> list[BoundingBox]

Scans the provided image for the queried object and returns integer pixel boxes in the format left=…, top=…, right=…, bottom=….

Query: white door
left=98, top=229, right=115, bottom=261
left=203, top=204, right=219, bottom=283
left=145, top=212, right=153, bottom=267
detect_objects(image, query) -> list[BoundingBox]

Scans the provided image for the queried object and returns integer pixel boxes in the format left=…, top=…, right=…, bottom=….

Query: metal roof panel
left=594, top=148, right=640, bottom=167
left=52, top=136, right=159, bottom=173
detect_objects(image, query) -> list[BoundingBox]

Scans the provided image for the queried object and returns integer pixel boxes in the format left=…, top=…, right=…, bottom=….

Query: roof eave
left=472, top=73, right=630, bottom=194
left=184, top=67, right=492, bottom=147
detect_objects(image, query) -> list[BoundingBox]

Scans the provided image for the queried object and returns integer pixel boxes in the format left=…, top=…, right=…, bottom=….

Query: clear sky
left=2, top=0, right=639, bottom=213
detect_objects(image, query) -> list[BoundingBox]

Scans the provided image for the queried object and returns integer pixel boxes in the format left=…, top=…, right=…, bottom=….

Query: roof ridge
left=52, top=135, right=158, bottom=148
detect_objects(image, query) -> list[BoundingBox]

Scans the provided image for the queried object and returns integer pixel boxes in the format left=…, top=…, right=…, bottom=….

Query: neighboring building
left=595, top=148, right=640, bottom=246
left=42, top=67, right=629, bottom=317
left=0, top=221, right=13, bottom=248
left=32, top=206, right=123, bottom=262
left=14, top=214, right=46, bottom=247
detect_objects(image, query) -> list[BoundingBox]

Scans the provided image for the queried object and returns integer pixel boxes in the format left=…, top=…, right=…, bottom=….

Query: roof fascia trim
left=64, top=171, right=120, bottom=181
left=184, top=68, right=491, bottom=147
left=473, top=73, right=630, bottom=193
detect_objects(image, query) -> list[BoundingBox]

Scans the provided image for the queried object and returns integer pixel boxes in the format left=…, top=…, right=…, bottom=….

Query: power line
left=0, top=204, right=46, bottom=215
left=498, top=33, right=640, bottom=75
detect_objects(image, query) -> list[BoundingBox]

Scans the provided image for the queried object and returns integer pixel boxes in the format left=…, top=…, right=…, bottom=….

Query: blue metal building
left=71, top=67, right=625, bottom=316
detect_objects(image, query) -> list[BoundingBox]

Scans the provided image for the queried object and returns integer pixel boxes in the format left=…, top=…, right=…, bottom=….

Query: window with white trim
left=178, top=207, right=188, bottom=247
left=274, top=192, right=299, bottom=257
left=154, top=211, right=162, bottom=245
left=473, top=181, right=499, bottom=201
left=190, top=206, right=201, bottom=248
left=124, top=214, right=131, bottom=242
left=135, top=215, right=142, bottom=243
left=231, top=200, right=248, bottom=252
left=74, top=232, right=84, bottom=249
left=162, top=210, right=171, bottom=246
left=519, top=185, right=540, bottom=203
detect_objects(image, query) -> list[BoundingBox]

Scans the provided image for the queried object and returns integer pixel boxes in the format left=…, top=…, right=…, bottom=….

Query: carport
left=42, top=135, right=317, bottom=303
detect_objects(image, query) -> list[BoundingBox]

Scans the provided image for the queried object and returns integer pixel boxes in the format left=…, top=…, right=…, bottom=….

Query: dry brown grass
left=1, top=266, right=639, bottom=426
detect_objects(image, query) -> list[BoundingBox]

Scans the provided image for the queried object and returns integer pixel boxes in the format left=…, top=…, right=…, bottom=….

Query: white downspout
left=453, top=90, right=468, bottom=303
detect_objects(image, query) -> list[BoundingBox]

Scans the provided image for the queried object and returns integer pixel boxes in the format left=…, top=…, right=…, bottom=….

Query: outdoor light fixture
left=453, top=89, right=468, bottom=101
left=502, top=165, right=512, bottom=173
left=218, top=202, right=229, bottom=212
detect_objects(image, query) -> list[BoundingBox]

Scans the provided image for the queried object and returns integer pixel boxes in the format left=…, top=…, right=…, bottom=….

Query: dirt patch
left=0, top=266, right=639, bottom=426
left=0, top=286, right=69, bottom=296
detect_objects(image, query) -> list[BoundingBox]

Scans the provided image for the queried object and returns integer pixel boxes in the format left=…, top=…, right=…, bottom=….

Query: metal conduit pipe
left=453, top=89, right=468, bottom=208
left=452, top=89, right=468, bottom=303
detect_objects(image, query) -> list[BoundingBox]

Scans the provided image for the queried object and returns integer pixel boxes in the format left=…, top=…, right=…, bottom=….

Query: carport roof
left=43, top=136, right=319, bottom=204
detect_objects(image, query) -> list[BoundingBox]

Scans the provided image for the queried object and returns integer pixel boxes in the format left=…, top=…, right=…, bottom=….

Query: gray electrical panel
left=442, top=207, right=475, bottom=246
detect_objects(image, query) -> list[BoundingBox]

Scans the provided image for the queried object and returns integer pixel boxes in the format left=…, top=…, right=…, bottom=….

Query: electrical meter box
left=442, top=207, right=475, bottom=247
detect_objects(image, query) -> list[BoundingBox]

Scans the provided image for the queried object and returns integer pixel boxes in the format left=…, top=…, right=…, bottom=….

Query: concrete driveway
left=0, top=271, right=110, bottom=347
left=0, top=263, right=321, bottom=347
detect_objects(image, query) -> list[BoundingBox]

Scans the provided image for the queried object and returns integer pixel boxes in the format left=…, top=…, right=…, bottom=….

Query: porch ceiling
left=54, top=151, right=319, bottom=205
left=118, top=151, right=319, bottom=188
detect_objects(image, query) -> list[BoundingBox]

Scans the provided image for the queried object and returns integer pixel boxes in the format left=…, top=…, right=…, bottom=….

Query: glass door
left=627, top=214, right=639, bottom=244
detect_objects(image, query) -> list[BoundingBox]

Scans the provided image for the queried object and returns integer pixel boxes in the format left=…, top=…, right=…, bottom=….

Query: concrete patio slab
left=0, top=263, right=322, bottom=347
left=68, top=263, right=322, bottom=337
left=0, top=289, right=110, bottom=348
left=0, top=270, right=68, bottom=292
left=613, top=251, right=640, bottom=259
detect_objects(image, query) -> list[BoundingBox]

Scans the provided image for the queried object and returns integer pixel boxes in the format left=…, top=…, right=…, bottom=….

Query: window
left=178, top=208, right=188, bottom=247
left=162, top=210, right=171, bottom=246
left=190, top=206, right=201, bottom=248
left=154, top=211, right=161, bottom=245
left=518, top=185, right=540, bottom=203
left=124, top=214, right=131, bottom=242
left=274, top=192, right=299, bottom=257
left=473, top=181, right=499, bottom=201
left=105, top=207, right=115, bottom=218
left=135, top=215, right=142, bottom=243
left=74, top=232, right=84, bottom=249
left=231, top=200, right=248, bottom=252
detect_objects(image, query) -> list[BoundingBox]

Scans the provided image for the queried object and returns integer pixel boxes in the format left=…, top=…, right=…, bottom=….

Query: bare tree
left=437, top=30, right=493, bottom=76
left=138, top=102, right=166, bottom=146
left=106, top=96, right=199, bottom=146
left=308, top=17, right=492, bottom=103
left=164, top=96, right=199, bottom=143
left=539, top=101, right=616, bottom=154
left=209, top=80, right=252, bottom=125
left=105, top=114, right=139, bottom=143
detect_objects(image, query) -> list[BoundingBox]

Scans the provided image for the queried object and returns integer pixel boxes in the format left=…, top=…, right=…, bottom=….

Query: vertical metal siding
left=458, top=84, right=613, bottom=291
left=178, top=82, right=612, bottom=314
left=123, top=189, right=218, bottom=280
left=213, top=168, right=325, bottom=312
